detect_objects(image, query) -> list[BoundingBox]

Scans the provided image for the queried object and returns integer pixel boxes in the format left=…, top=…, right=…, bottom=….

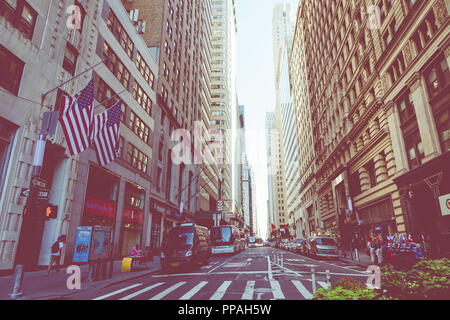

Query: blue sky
left=236, top=0, right=298, bottom=238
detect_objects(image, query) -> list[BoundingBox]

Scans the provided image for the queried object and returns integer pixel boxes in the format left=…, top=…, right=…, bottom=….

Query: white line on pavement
left=267, top=256, right=273, bottom=280
left=179, top=281, right=209, bottom=300
left=291, top=280, right=313, bottom=299
left=210, top=281, right=232, bottom=300
left=241, top=281, right=255, bottom=300
left=119, top=282, right=165, bottom=300
left=270, top=280, right=285, bottom=300
left=149, top=281, right=186, bottom=300
left=317, top=281, right=331, bottom=289
left=92, top=283, right=143, bottom=300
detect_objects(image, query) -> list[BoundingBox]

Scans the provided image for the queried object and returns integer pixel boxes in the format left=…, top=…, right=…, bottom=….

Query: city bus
left=210, top=225, right=241, bottom=254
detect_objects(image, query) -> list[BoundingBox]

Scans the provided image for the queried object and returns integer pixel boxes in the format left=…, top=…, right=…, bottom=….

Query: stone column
left=113, top=178, right=126, bottom=258
left=385, top=101, right=409, bottom=174
left=407, top=73, right=442, bottom=162
left=374, top=153, right=388, bottom=184
left=359, top=167, right=370, bottom=192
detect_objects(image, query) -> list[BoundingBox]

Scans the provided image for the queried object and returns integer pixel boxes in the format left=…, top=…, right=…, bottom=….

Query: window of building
left=397, top=90, right=416, bottom=125
left=0, top=45, right=24, bottom=95
left=405, top=130, right=424, bottom=170
left=126, top=143, right=148, bottom=174
left=0, top=0, right=37, bottom=40
left=424, top=54, right=450, bottom=99
left=365, top=160, right=377, bottom=188
left=63, top=43, right=78, bottom=75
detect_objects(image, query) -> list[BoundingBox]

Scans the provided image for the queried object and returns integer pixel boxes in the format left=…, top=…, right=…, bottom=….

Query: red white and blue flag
left=92, top=101, right=121, bottom=167
left=59, top=79, right=95, bottom=156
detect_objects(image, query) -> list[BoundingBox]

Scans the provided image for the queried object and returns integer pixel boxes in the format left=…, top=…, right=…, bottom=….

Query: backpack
left=51, top=241, right=59, bottom=254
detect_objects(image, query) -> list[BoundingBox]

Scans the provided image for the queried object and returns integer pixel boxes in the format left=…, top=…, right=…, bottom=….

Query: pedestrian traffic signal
left=44, top=205, right=58, bottom=219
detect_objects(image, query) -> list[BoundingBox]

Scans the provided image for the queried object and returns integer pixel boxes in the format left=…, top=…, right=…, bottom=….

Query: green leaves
left=314, top=259, right=450, bottom=300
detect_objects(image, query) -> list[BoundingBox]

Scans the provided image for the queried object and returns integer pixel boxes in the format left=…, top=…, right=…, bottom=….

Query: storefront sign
left=439, top=193, right=450, bottom=217
left=84, top=197, right=116, bottom=219
left=123, top=207, right=144, bottom=224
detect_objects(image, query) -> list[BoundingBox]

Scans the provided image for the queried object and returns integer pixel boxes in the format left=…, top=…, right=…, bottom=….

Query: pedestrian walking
left=47, top=235, right=65, bottom=275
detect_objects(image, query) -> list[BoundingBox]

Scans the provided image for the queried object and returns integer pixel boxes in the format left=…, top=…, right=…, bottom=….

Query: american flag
left=92, top=100, right=122, bottom=167
left=59, top=79, right=95, bottom=156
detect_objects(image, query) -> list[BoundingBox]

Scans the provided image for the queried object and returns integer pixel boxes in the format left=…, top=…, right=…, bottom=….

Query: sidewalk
left=0, top=256, right=161, bottom=300
left=339, top=249, right=373, bottom=267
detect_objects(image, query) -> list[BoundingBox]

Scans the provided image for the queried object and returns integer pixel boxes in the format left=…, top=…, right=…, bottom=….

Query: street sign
left=439, top=193, right=450, bottom=216
left=36, top=188, right=50, bottom=201
left=20, top=188, right=29, bottom=197
left=31, top=177, right=48, bottom=189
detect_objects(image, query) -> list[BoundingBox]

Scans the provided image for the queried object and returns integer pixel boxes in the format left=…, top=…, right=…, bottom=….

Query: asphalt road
left=69, top=247, right=371, bottom=300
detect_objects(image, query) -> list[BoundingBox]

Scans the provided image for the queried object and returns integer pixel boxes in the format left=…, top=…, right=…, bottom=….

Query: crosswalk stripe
left=179, top=281, right=209, bottom=300
left=149, top=282, right=186, bottom=300
left=210, top=281, right=232, bottom=300
left=270, top=280, right=285, bottom=300
left=291, top=280, right=313, bottom=299
left=241, top=281, right=255, bottom=300
left=92, top=284, right=143, bottom=300
left=120, top=282, right=165, bottom=300
left=318, top=281, right=331, bottom=289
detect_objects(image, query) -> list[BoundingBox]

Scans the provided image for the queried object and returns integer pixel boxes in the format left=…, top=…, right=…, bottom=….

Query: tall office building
left=0, top=0, right=160, bottom=269
left=291, top=0, right=449, bottom=256
left=272, top=3, right=296, bottom=72
left=290, top=6, right=317, bottom=239
left=121, top=0, right=220, bottom=233
left=265, top=112, right=277, bottom=237
left=210, top=0, right=238, bottom=216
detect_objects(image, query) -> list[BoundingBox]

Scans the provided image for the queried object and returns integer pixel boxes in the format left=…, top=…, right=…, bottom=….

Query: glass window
left=0, top=45, right=24, bottom=95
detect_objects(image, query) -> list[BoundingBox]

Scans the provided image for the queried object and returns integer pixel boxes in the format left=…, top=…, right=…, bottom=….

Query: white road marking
left=267, top=256, right=273, bottom=280
left=179, top=281, right=209, bottom=300
left=223, top=263, right=248, bottom=268
left=92, top=284, right=143, bottom=300
left=292, top=280, right=313, bottom=299
left=149, top=282, right=186, bottom=300
left=207, top=257, right=234, bottom=274
left=241, top=281, right=255, bottom=300
left=270, top=280, right=285, bottom=300
left=210, top=281, right=232, bottom=300
left=318, top=281, right=331, bottom=289
left=119, top=282, right=165, bottom=300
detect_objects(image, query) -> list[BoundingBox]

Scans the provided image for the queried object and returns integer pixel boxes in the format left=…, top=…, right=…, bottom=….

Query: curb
left=9, top=266, right=161, bottom=300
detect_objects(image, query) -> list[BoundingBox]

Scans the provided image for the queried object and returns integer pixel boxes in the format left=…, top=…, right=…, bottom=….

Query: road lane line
left=149, top=281, right=186, bottom=300
left=270, top=280, right=285, bottom=300
left=120, top=282, right=165, bottom=300
left=179, top=281, right=208, bottom=300
left=241, top=281, right=255, bottom=300
left=207, top=257, right=234, bottom=274
left=92, top=284, right=143, bottom=300
left=210, top=281, right=232, bottom=300
left=292, top=280, right=313, bottom=299
left=267, top=256, right=273, bottom=280
left=318, top=281, right=331, bottom=289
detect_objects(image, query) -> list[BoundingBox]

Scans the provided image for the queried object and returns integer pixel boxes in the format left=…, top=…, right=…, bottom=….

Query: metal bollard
left=281, top=255, right=284, bottom=269
left=311, top=265, right=316, bottom=294
left=108, top=258, right=113, bottom=279
left=9, top=264, right=24, bottom=299
left=326, top=269, right=331, bottom=288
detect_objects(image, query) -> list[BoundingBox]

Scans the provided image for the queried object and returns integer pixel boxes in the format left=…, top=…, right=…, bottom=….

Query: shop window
left=0, top=0, right=37, bottom=40
left=0, top=45, right=24, bottom=95
left=63, top=43, right=78, bottom=76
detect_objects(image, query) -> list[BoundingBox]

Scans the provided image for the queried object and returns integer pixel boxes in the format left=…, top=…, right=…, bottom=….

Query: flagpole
left=41, top=55, right=113, bottom=98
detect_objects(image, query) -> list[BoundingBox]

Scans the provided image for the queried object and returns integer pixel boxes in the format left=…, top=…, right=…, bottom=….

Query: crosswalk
left=93, top=279, right=332, bottom=301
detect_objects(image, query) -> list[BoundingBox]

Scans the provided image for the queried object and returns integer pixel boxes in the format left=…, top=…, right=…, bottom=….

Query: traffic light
left=44, top=205, right=58, bottom=219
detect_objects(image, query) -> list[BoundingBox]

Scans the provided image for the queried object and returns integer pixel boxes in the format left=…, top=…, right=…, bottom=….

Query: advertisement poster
left=73, top=226, right=93, bottom=263
left=89, top=226, right=111, bottom=261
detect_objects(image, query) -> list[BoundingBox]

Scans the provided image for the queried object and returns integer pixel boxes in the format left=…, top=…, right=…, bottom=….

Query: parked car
left=308, top=237, right=339, bottom=260
left=160, top=223, right=211, bottom=272
left=294, top=238, right=307, bottom=253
